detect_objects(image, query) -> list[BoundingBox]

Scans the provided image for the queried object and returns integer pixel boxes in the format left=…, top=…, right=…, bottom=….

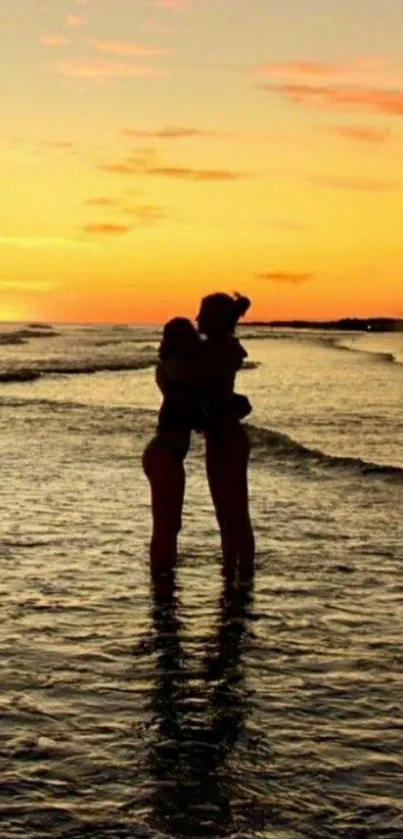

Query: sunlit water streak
left=0, top=324, right=402, bottom=838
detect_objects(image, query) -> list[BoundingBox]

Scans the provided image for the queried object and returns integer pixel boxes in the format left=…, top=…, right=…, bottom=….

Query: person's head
left=159, top=317, right=201, bottom=360
left=196, top=292, right=251, bottom=339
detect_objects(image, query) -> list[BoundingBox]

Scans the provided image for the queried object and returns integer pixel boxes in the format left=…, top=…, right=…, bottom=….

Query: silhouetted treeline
left=242, top=318, right=403, bottom=333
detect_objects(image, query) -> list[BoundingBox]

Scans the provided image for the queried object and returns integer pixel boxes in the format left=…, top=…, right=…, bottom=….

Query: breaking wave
left=322, top=336, right=401, bottom=366
left=0, top=356, right=156, bottom=384
left=249, top=424, right=403, bottom=481
left=0, top=327, right=60, bottom=345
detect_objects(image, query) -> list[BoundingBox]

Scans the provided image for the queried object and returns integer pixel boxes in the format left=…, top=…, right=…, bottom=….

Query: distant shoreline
left=241, top=318, right=403, bottom=333
left=0, top=318, right=402, bottom=332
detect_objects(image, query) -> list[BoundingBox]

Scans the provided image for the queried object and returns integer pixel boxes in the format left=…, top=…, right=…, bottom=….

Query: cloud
left=82, top=223, right=132, bottom=235
left=99, top=154, right=243, bottom=180
left=91, top=40, right=169, bottom=57
left=67, top=14, right=84, bottom=28
left=257, top=271, right=313, bottom=285
left=12, top=138, right=74, bottom=151
left=52, top=59, right=160, bottom=79
left=150, top=166, right=241, bottom=180
left=84, top=196, right=121, bottom=206
left=84, top=195, right=167, bottom=225
left=309, top=175, right=399, bottom=191
left=123, top=204, right=167, bottom=223
left=41, top=33, right=71, bottom=46
left=122, top=125, right=223, bottom=139
left=256, top=58, right=403, bottom=118
left=102, top=162, right=241, bottom=180
left=255, top=58, right=392, bottom=80
left=261, top=81, right=403, bottom=117
left=325, top=125, right=393, bottom=143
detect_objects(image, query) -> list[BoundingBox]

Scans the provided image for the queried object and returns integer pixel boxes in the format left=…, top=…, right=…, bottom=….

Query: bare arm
left=159, top=340, right=247, bottom=385
left=155, top=363, right=168, bottom=394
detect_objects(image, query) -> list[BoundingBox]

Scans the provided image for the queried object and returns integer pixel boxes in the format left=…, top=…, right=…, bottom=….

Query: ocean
left=1, top=322, right=402, bottom=839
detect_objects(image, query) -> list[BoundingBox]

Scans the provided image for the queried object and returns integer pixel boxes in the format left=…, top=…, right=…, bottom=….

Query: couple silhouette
left=143, top=292, right=255, bottom=583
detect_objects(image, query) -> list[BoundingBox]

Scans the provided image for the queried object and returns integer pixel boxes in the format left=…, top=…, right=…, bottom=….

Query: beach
left=1, top=324, right=402, bottom=838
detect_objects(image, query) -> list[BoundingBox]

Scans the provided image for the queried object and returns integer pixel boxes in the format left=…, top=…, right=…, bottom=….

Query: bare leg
left=143, top=439, right=186, bottom=578
left=205, top=423, right=254, bottom=580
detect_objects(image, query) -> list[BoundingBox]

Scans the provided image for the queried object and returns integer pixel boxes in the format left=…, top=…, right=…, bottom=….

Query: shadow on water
left=147, top=573, right=255, bottom=837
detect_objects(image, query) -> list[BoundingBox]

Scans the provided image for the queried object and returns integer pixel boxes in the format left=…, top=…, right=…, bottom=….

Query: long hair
left=159, top=317, right=201, bottom=361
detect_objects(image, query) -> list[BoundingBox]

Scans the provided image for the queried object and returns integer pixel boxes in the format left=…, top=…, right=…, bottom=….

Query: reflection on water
left=2, top=325, right=402, bottom=838
left=148, top=573, right=254, bottom=837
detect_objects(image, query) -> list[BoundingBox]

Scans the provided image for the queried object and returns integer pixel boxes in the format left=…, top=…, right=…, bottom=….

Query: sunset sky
left=1, top=0, right=403, bottom=323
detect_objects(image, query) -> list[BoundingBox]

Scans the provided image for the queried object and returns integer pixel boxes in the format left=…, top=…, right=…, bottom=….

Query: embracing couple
left=142, top=292, right=255, bottom=583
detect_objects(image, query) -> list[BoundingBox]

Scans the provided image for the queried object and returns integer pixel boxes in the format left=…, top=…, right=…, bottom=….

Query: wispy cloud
left=324, top=125, right=393, bottom=143
left=123, top=204, right=167, bottom=223
left=255, top=58, right=393, bottom=81
left=7, top=138, right=75, bottom=159
left=84, top=196, right=121, bottom=206
left=262, top=82, right=403, bottom=117
left=82, top=223, right=132, bottom=235
left=52, top=59, right=160, bottom=79
left=122, top=125, right=224, bottom=139
left=84, top=196, right=167, bottom=225
left=41, top=33, right=71, bottom=47
left=150, top=166, right=242, bottom=180
left=257, top=271, right=313, bottom=285
left=102, top=162, right=242, bottom=180
left=99, top=152, right=243, bottom=180
left=91, top=40, right=169, bottom=57
left=256, top=57, right=403, bottom=117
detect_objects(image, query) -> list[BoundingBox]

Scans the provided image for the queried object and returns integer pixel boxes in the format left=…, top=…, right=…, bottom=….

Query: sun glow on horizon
left=1, top=0, right=402, bottom=322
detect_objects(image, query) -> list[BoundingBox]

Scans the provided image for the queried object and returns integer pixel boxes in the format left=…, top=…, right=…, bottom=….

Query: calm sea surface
left=1, top=323, right=402, bottom=839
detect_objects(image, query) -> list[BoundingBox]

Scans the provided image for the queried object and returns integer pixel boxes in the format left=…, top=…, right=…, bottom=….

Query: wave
left=366, top=350, right=399, bottom=364
left=0, top=332, right=28, bottom=346
left=249, top=424, right=403, bottom=481
left=242, top=360, right=261, bottom=370
left=239, top=327, right=398, bottom=363
left=0, top=351, right=257, bottom=386
left=0, top=327, right=60, bottom=346
left=0, top=356, right=156, bottom=384
left=0, top=370, right=42, bottom=383
left=322, top=336, right=401, bottom=366
left=94, top=339, right=158, bottom=349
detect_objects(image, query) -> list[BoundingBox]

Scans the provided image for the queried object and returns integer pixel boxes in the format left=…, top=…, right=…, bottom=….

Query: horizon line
left=1, top=315, right=402, bottom=328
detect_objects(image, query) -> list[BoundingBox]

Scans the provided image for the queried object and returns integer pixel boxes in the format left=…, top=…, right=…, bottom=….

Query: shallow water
left=1, top=324, right=402, bottom=838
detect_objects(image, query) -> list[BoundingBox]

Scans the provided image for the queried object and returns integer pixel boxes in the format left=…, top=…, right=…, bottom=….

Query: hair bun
left=233, top=292, right=251, bottom=318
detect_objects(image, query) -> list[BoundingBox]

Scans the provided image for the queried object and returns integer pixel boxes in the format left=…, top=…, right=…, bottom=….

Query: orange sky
left=1, top=0, right=403, bottom=323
